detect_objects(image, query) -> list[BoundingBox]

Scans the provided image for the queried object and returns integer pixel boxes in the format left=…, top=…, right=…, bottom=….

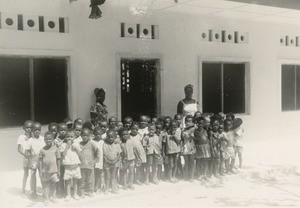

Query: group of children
left=17, top=112, right=244, bottom=205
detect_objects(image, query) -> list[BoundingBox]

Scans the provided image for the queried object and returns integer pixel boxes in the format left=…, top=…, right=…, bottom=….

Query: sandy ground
left=1, top=138, right=300, bottom=207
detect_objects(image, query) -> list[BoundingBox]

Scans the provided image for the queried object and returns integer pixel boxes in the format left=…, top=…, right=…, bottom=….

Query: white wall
left=1, top=0, right=300, bottom=170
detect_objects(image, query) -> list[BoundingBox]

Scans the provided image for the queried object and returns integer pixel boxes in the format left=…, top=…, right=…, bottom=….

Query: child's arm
left=17, top=144, right=29, bottom=158
left=61, top=141, right=71, bottom=159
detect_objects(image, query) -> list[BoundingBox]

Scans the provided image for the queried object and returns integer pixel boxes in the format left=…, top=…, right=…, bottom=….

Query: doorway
left=120, top=58, right=160, bottom=121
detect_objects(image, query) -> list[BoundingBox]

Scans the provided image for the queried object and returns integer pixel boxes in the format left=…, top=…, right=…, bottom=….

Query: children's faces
left=155, top=124, right=163, bottom=134
left=212, top=120, right=220, bottom=132
left=81, top=129, right=91, bottom=142
left=58, top=124, right=68, bottom=135
left=130, top=125, right=139, bottom=136
left=185, top=117, right=193, bottom=127
left=139, top=116, right=148, bottom=128
left=75, top=124, right=83, bottom=137
left=49, top=126, right=58, bottom=135
left=120, top=130, right=130, bottom=141
left=66, top=132, right=75, bottom=142
left=218, top=125, right=224, bottom=134
left=148, top=126, right=156, bottom=136
left=99, top=121, right=108, bottom=132
left=23, top=122, right=33, bottom=134
left=109, top=117, right=116, bottom=127
left=196, top=119, right=205, bottom=129
left=32, top=124, right=41, bottom=138
left=224, top=121, right=233, bottom=132
left=44, top=134, right=54, bottom=146
left=117, top=122, right=123, bottom=129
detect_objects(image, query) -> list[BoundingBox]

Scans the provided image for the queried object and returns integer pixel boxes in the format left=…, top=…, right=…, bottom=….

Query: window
left=281, top=64, right=300, bottom=111
left=0, top=57, right=68, bottom=127
left=202, top=62, right=246, bottom=114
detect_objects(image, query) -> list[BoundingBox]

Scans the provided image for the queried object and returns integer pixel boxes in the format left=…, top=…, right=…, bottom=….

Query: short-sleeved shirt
left=130, top=134, right=147, bottom=163
left=39, top=145, right=61, bottom=173
left=93, top=139, right=104, bottom=169
left=28, top=136, right=45, bottom=156
left=62, top=143, right=82, bottom=166
left=194, top=128, right=209, bottom=145
left=234, top=127, right=244, bottom=147
left=74, top=136, right=83, bottom=144
left=138, top=128, right=149, bottom=138
left=143, top=134, right=161, bottom=155
left=121, top=138, right=136, bottom=161
left=17, top=135, right=30, bottom=154
left=165, top=133, right=181, bottom=154
left=226, top=131, right=236, bottom=147
left=182, top=127, right=196, bottom=155
left=79, top=141, right=99, bottom=169
left=103, top=142, right=122, bottom=163
left=54, top=138, right=66, bottom=152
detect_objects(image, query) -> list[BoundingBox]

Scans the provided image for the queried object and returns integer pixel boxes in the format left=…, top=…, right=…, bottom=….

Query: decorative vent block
left=0, top=12, right=18, bottom=30
left=22, top=15, right=39, bottom=31
left=280, top=35, right=300, bottom=47
left=235, top=31, right=248, bottom=44
left=222, top=30, right=235, bottom=43
left=280, top=36, right=286, bottom=46
left=43, top=16, right=59, bottom=33
left=121, top=23, right=158, bottom=40
left=209, top=29, right=222, bottom=42
left=200, top=30, right=209, bottom=41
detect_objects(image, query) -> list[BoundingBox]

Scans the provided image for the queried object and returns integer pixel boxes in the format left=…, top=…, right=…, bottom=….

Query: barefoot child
left=27, top=122, right=45, bottom=198
left=224, top=119, right=236, bottom=174
left=17, top=120, right=33, bottom=195
left=93, top=127, right=105, bottom=193
left=209, top=119, right=221, bottom=178
left=155, top=122, right=167, bottom=181
left=61, top=129, right=82, bottom=201
left=48, top=123, right=58, bottom=138
left=103, top=129, right=122, bottom=194
left=233, top=118, right=244, bottom=169
left=39, top=131, right=60, bottom=205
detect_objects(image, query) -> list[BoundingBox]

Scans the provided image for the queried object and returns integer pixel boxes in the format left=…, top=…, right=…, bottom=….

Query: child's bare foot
left=44, top=200, right=49, bottom=206
left=65, top=196, right=71, bottom=202
left=128, top=185, right=135, bottom=190
left=73, top=194, right=80, bottom=200
left=111, top=189, right=119, bottom=194
left=135, top=180, right=143, bottom=185
left=50, top=197, right=58, bottom=203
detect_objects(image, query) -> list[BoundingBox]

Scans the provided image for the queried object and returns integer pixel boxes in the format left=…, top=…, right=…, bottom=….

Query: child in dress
left=130, top=122, right=146, bottom=185
left=74, top=123, right=83, bottom=143
left=27, top=122, right=45, bottom=198
left=181, top=115, right=196, bottom=181
left=119, top=128, right=136, bottom=190
left=218, top=124, right=227, bottom=175
left=103, top=129, right=122, bottom=194
left=17, top=120, right=33, bottom=195
left=93, top=127, right=105, bottom=193
left=108, top=116, right=117, bottom=130
left=123, top=116, right=133, bottom=131
left=194, top=117, right=211, bottom=181
left=138, top=115, right=149, bottom=137
left=117, top=121, right=124, bottom=130
left=233, top=118, right=244, bottom=169
left=61, top=129, right=82, bottom=201
left=163, top=116, right=171, bottom=132
left=209, top=119, right=221, bottom=178
left=143, top=123, right=161, bottom=185
left=165, top=120, right=181, bottom=183
left=79, top=128, right=100, bottom=198
left=224, top=119, right=236, bottom=174
left=38, top=131, right=60, bottom=205
left=155, top=122, right=167, bottom=181
left=48, top=123, right=58, bottom=138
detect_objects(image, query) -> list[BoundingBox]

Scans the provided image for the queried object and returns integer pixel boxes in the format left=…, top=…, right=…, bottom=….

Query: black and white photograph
left=0, top=0, right=300, bottom=207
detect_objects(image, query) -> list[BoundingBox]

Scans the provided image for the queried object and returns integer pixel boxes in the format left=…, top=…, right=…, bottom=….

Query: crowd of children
left=17, top=112, right=244, bottom=205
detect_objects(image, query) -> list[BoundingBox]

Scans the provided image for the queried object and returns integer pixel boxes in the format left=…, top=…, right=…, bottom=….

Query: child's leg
left=167, top=155, right=173, bottom=181
left=73, top=178, right=79, bottom=198
left=121, top=168, right=128, bottom=189
left=65, top=179, right=71, bottom=198
left=152, top=156, right=158, bottom=184
left=128, top=165, right=134, bottom=188
left=195, top=159, right=201, bottom=179
left=237, top=147, right=243, bottom=168
left=85, top=169, right=93, bottom=195
left=104, top=168, right=111, bottom=191
left=100, top=170, right=105, bottom=191
left=172, top=154, right=178, bottom=179
left=214, top=159, right=220, bottom=176
left=79, top=169, right=86, bottom=197
left=94, top=168, right=101, bottom=192
left=203, top=158, right=209, bottom=178
left=145, top=163, right=150, bottom=185
left=22, top=167, right=29, bottom=194
left=111, top=167, right=118, bottom=193
left=225, top=159, right=230, bottom=173
left=189, top=154, right=195, bottom=180
left=230, top=158, right=236, bottom=172
left=30, top=169, right=37, bottom=195
left=42, top=181, right=50, bottom=204
left=183, top=155, right=189, bottom=180
left=157, top=165, right=162, bottom=181
left=50, top=181, right=57, bottom=201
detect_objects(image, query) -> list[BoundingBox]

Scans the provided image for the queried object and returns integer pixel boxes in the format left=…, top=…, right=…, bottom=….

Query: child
left=218, top=124, right=227, bottom=175
left=38, top=131, right=60, bottom=205
left=103, top=129, right=122, bottom=194
left=174, top=114, right=183, bottom=129
left=73, top=118, right=84, bottom=127
left=63, top=118, right=73, bottom=129
left=48, top=123, right=58, bottom=138
left=181, top=115, right=196, bottom=181
left=155, top=122, right=167, bottom=181
left=79, top=128, right=100, bottom=198
left=209, top=119, right=221, bottom=178
left=74, top=123, right=83, bottom=143
left=108, top=117, right=117, bottom=129
left=123, top=116, right=133, bottom=131
left=233, top=118, right=244, bottom=169
left=151, top=117, right=158, bottom=123
left=224, top=119, right=236, bottom=174
left=93, top=127, right=105, bottom=193
left=117, top=121, right=124, bottom=130
left=130, top=122, right=146, bottom=185
left=163, top=116, right=171, bottom=132
left=194, top=117, right=211, bottom=181
left=27, top=122, right=45, bottom=198
left=165, top=120, right=181, bottom=183
left=61, top=129, right=82, bottom=201
left=138, top=115, right=149, bottom=137
left=119, top=128, right=136, bottom=190
left=143, top=123, right=161, bottom=185
left=17, top=120, right=33, bottom=195
left=56, top=123, right=68, bottom=141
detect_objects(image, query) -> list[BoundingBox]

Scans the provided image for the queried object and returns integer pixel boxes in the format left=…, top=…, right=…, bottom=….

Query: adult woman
left=177, top=84, right=200, bottom=117
left=90, top=88, right=108, bottom=125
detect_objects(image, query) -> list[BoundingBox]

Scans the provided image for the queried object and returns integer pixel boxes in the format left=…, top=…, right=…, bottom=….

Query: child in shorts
left=17, top=120, right=33, bottom=195
left=27, top=122, right=45, bottom=198
left=218, top=124, right=227, bottom=175
left=103, top=129, right=122, bottom=194
left=224, top=119, right=236, bottom=174
left=38, top=131, right=60, bottom=205
left=155, top=122, right=167, bottom=181
left=93, top=127, right=105, bottom=193
left=233, top=118, right=244, bottom=169
left=143, top=123, right=161, bottom=185
left=79, top=128, right=100, bottom=198
left=61, top=129, right=82, bottom=201
left=209, top=119, right=221, bottom=178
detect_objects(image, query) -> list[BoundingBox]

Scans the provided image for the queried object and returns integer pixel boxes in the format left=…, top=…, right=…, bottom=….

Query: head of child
left=83, top=122, right=93, bottom=131
left=204, top=117, right=211, bottom=130
left=58, top=123, right=68, bottom=136
left=226, top=113, right=235, bottom=121
left=48, top=122, right=58, bottom=137
left=169, top=119, right=179, bottom=135
left=23, top=120, right=33, bottom=135
left=108, top=117, right=117, bottom=128
left=148, top=123, right=156, bottom=137
left=106, top=129, right=116, bottom=144
left=74, top=123, right=83, bottom=138
left=174, top=114, right=183, bottom=125
left=130, top=122, right=139, bottom=136
left=81, top=128, right=91, bottom=143
left=139, top=115, right=148, bottom=129
left=195, top=117, right=205, bottom=130
left=73, top=118, right=84, bottom=127
left=185, top=115, right=194, bottom=128
left=233, top=118, right=243, bottom=131
left=93, top=126, right=103, bottom=141
left=224, top=119, right=233, bottom=132
left=97, top=120, right=108, bottom=133
left=44, top=131, right=54, bottom=148
left=155, top=122, right=163, bottom=135
left=118, top=127, right=130, bottom=143
left=32, top=122, right=41, bottom=138
left=65, top=129, right=76, bottom=144
left=152, top=117, right=158, bottom=123
left=211, top=119, right=220, bottom=132
left=218, top=124, right=224, bottom=134
left=124, top=116, right=133, bottom=130
left=117, top=121, right=123, bottom=130
left=163, top=116, right=171, bottom=131
left=63, top=117, right=73, bottom=129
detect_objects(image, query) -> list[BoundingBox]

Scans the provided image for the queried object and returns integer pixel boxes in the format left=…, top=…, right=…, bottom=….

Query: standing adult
left=177, top=84, right=200, bottom=117
left=90, top=88, right=108, bottom=125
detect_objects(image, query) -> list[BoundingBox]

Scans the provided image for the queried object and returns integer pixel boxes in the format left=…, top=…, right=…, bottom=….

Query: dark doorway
left=120, top=59, right=159, bottom=121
